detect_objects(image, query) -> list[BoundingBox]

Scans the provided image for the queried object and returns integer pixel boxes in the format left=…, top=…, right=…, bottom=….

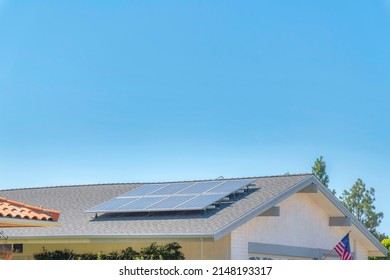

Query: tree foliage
left=339, top=178, right=384, bottom=238
left=311, top=157, right=387, bottom=240
left=381, top=239, right=390, bottom=259
left=312, top=156, right=336, bottom=194
left=312, top=156, right=330, bottom=188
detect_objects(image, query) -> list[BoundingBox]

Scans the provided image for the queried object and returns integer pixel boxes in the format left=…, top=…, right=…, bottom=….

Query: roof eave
left=310, top=176, right=388, bottom=257
left=6, top=233, right=214, bottom=241
left=213, top=175, right=315, bottom=240
left=0, top=217, right=63, bottom=228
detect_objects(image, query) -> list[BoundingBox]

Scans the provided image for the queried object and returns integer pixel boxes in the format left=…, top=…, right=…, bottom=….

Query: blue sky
left=0, top=1, right=389, bottom=234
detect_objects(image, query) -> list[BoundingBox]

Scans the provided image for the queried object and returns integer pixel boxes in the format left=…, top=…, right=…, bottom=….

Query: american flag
left=334, top=233, right=352, bottom=260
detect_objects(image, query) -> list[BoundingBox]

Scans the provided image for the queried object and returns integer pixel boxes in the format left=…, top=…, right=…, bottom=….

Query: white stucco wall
left=231, top=193, right=368, bottom=260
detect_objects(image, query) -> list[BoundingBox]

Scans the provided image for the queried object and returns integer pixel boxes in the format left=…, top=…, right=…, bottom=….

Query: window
left=13, top=244, right=23, bottom=254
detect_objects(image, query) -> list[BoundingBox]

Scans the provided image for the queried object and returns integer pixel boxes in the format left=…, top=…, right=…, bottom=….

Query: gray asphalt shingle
left=0, top=174, right=312, bottom=239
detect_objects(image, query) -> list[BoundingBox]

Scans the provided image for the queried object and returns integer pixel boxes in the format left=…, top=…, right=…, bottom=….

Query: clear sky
left=1, top=1, right=389, bottom=234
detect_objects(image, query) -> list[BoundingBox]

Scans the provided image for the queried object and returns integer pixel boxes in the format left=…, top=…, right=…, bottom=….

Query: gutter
left=0, top=217, right=63, bottom=228
left=5, top=233, right=215, bottom=241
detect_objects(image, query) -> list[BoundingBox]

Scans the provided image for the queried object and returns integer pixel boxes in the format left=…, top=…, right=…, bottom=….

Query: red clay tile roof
left=0, top=197, right=60, bottom=222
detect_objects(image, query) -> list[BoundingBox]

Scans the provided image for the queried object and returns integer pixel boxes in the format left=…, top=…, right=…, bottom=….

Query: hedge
left=33, top=242, right=185, bottom=260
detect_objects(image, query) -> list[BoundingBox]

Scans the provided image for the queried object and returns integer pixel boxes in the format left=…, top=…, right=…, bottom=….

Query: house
left=0, top=174, right=387, bottom=260
left=0, top=197, right=61, bottom=259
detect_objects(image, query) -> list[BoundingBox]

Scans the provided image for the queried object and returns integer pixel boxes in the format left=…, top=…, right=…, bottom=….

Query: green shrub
left=77, top=252, right=99, bottom=260
left=381, top=238, right=390, bottom=249
left=380, top=238, right=390, bottom=260
left=160, top=242, right=185, bottom=260
left=120, top=247, right=139, bottom=260
left=33, top=242, right=184, bottom=260
left=33, top=248, right=77, bottom=260
left=139, top=242, right=184, bottom=260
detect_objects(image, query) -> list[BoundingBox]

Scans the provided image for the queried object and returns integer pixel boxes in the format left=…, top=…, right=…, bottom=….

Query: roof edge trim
left=5, top=233, right=214, bottom=241
left=0, top=217, right=62, bottom=228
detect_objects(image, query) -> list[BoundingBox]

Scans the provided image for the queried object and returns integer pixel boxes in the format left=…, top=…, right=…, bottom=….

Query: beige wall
left=9, top=235, right=231, bottom=260
left=231, top=193, right=369, bottom=260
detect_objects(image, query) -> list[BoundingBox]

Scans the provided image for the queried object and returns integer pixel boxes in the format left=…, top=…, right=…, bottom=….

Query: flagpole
left=322, top=230, right=352, bottom=260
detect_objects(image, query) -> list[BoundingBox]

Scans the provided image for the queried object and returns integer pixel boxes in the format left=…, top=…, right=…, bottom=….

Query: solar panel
left=116, top=196, right=165, bottom=210
left=150, top=182, right=194, bottom=196
left=176, top=181, right=223, bottom=195
left=85, top=179, right=256, bottom=213
left=147, top=195, right=196, bottom=209
left=87, top=197, right=138, bottom=212
left=206, top=179, right=255, bottom=194
left=120, top=184, right=169, bottom=197
left=176, top=194, right=227, bottom=209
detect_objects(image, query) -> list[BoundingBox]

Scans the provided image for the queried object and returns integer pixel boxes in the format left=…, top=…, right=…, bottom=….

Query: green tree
left=312, top=156, right=329, bottom=188
left=312, top=156, right=336, bottom=194
left=339, top=178, right=384, bottom=239
left=375, top=232, right=388, bottom=242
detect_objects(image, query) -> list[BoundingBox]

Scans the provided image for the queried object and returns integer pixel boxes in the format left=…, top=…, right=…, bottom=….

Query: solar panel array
left=85, top=179, right=256, bottom=214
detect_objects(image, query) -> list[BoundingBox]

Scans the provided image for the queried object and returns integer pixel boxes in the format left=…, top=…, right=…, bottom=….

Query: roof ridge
left=0, top=182, right=137, bottom=192
left=0, top=173, right=313, bottom=192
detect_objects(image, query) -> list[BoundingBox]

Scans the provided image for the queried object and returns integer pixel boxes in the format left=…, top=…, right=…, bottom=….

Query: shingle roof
left=0, top=174, right=311, bottom=238
left=0, top=197, right=60, bottom=222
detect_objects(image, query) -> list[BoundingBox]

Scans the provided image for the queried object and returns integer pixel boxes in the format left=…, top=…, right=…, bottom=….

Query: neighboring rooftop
left=0, top=197, right=60, bottom=222
left=0, top=197, right=61, bottom=228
